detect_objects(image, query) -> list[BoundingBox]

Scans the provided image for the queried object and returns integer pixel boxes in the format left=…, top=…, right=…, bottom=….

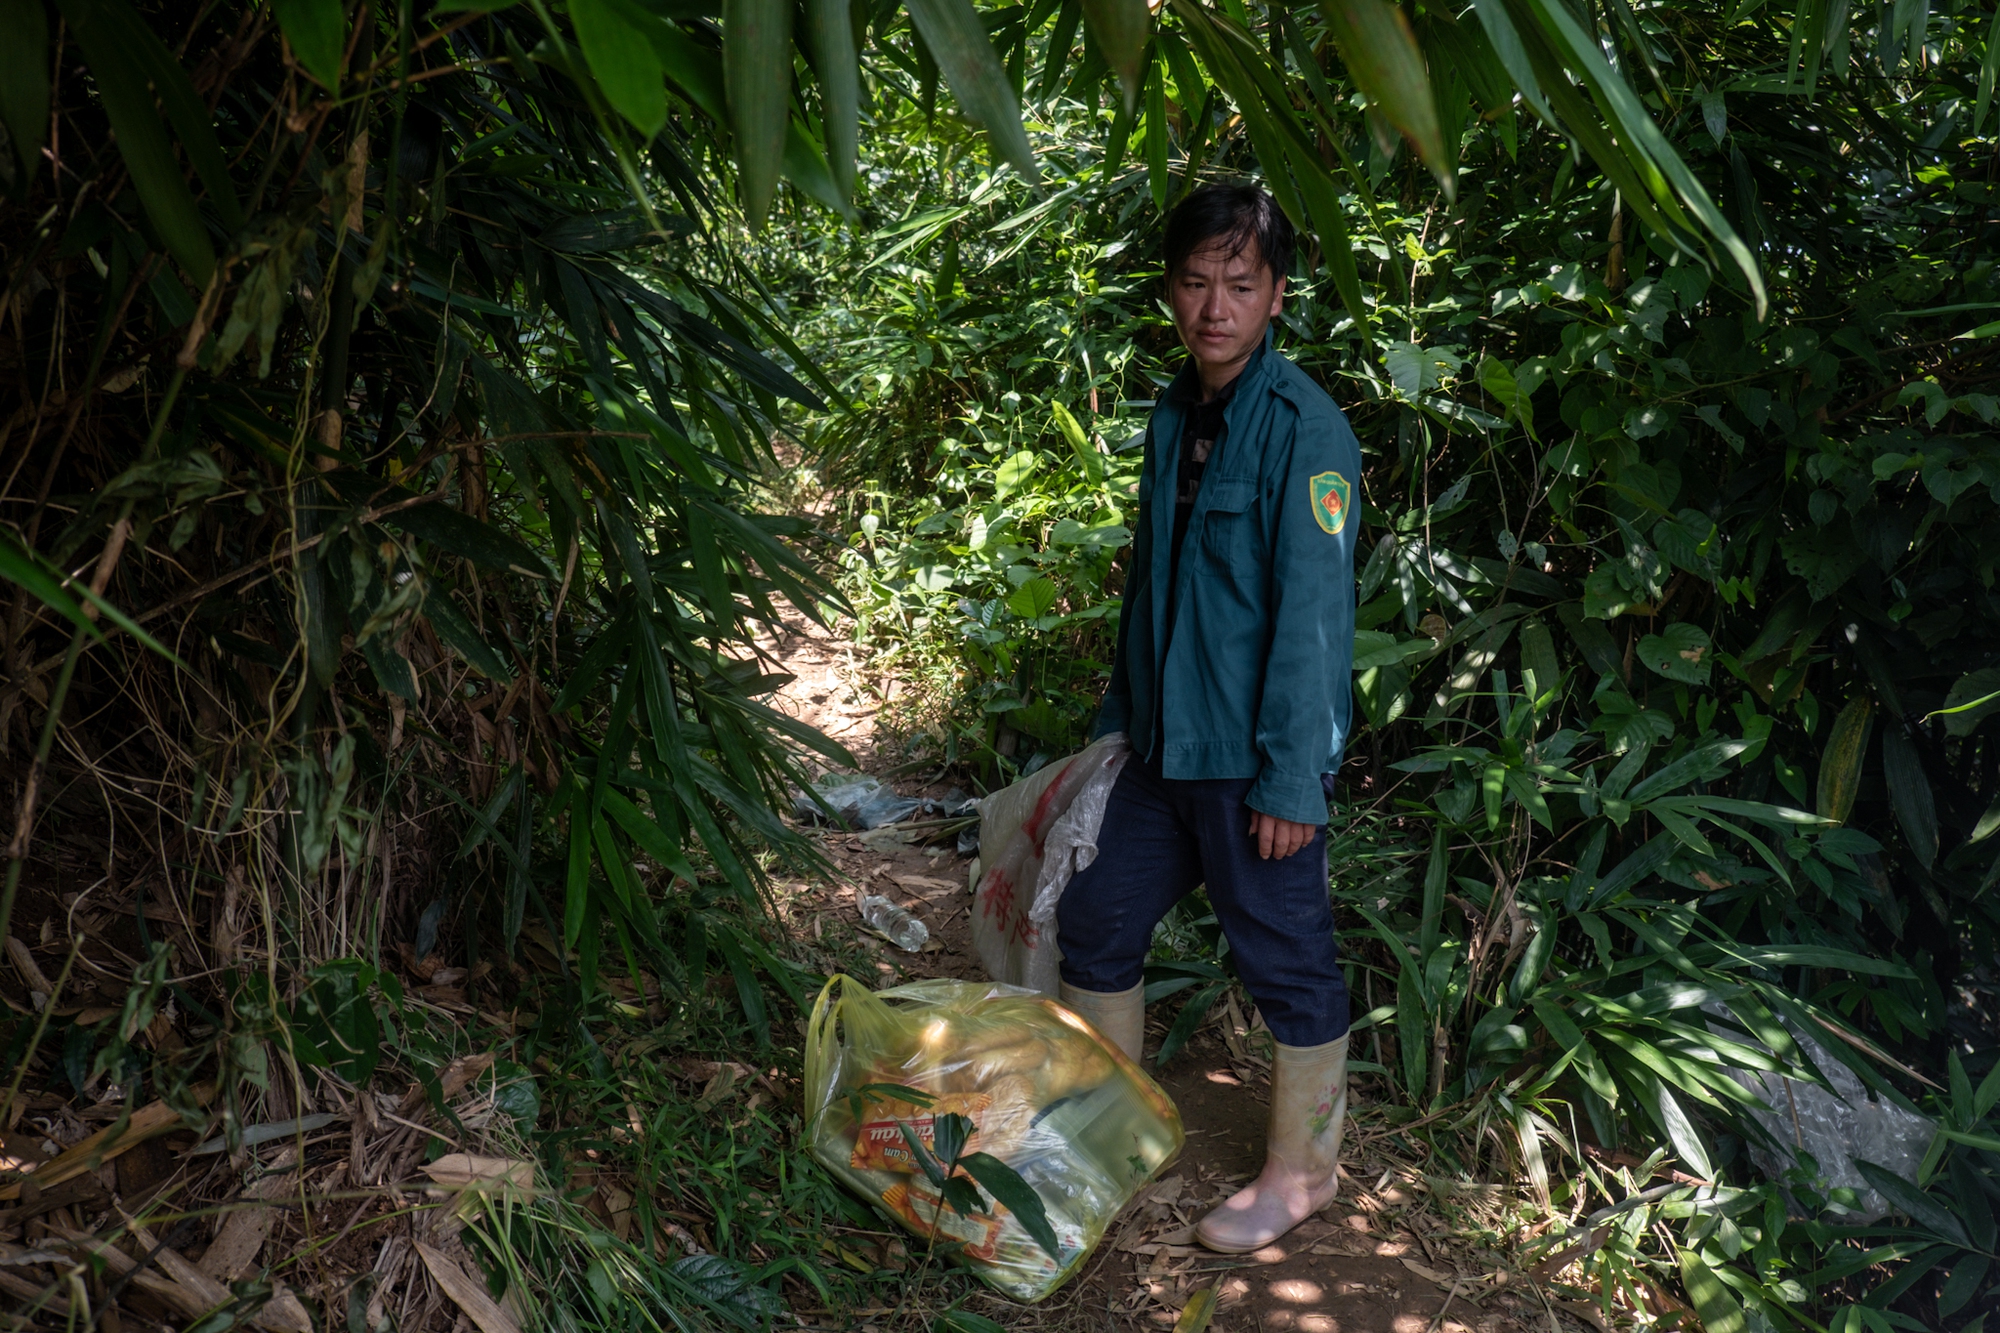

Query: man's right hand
left=1248, top=810, right=1314, bottom=860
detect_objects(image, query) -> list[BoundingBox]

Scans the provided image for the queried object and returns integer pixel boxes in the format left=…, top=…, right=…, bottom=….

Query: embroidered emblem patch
left=1309, top=471, right=1351, bottom=536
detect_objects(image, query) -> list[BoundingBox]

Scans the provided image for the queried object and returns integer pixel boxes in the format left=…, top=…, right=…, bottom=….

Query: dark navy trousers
left=1055, top=753, right=1350, bottom=1047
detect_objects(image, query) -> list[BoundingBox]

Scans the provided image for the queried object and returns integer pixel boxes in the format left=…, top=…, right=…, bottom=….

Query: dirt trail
left=765, top=614, right=1579, bottom=1333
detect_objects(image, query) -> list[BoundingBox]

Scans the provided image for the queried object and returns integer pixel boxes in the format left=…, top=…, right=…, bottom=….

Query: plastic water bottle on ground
left=859, top=895, right=929, bottom=950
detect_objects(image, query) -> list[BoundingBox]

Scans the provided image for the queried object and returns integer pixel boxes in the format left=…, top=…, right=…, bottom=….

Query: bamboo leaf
left=905, top=0, right=1041, bottom=185
left=0, top=532, right=104, bottom=646
left=81, top=0, right=242, bottom=230
left=1143, top=53, right=1168, bottom=208
left=723, top=0, right=791, bottom=225
left=1678, top=1250, right=1746, bottom=1333
left=574, top=0, right=668, bottom=139
left=272, top=0, right=348, bottom=90
left=1647, top=1075, right=1714, bottom=1178
left=807, top=0, right=859, bottom=201
left=422, top=586, right=514, bottom=682
left=1854, top=1161, right=1970, bottom=1245
left=1976, top=7, right=2000, bottom=134
left=1279, top=132, right=1370, bottom=335
left=1466, top=0, right=1554, bottom=125
left=61, top=0, right=216, bottom=283
left=0, top=0, right=49, bottom=184
left=1037, top=0, right=1083, bottom=95
left=1509, top=0, right=1765, bottom=313
left=1880, top=724, right=1938, bottom=869
left=1079, top=0, right=1152, bottom=111
left=324, top=474, right=554, bottom=578
left=1317, top=0, right=1450, bottom=190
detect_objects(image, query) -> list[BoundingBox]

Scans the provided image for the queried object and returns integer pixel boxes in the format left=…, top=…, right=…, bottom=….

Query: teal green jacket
left=1093, top=332, right=1361, bottom=825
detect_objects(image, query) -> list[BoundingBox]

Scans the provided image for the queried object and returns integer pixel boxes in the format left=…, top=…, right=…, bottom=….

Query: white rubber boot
left=1058, top=980, right=1146, bottom=1063
left=1196, top=1034, right=1347, bottom=1253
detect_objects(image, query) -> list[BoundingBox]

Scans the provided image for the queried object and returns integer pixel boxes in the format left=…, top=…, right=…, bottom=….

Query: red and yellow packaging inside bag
left=804, top=976, right=1183, bottom=1302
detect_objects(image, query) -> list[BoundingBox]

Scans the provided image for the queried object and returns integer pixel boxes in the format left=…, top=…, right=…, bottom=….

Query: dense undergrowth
left=0, top=0, right=1997, bottom=1330
left=774, top=10, right=2000, bottom=1332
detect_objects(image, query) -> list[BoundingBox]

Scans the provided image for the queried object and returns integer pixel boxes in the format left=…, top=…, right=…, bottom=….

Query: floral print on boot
left=1195, top=1034, right=1348, bottom=1253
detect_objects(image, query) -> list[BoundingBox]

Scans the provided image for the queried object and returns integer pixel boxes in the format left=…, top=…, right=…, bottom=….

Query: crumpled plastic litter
left=793, top=774, right=978, bottom=830
left=1709, top=1007, right=1932, bottom=1222
left=970, top=735, right=1130, bottom=996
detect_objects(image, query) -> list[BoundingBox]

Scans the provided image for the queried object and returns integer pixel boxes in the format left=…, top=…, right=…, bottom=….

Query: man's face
left=1169, top=238, right=1285, bottom=385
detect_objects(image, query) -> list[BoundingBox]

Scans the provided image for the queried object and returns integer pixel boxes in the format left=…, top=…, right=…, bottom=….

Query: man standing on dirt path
left=1055, top=182, right=1359, bottom=1255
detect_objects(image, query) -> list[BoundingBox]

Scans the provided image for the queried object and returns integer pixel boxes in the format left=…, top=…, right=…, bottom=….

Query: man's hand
left=1248, top=811, right=1315, bottom=860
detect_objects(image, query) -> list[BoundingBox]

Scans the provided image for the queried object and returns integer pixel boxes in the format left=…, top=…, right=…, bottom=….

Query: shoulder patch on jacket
left=1309, top=471, right=1351, bottom=535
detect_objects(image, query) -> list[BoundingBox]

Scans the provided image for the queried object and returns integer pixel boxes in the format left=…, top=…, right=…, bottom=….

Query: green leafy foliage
left=762, top=0, right=2000, bottom=1326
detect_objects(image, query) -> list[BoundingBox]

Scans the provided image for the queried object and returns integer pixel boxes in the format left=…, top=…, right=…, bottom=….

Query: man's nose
left=1201, top=287, right=1229, bottom=321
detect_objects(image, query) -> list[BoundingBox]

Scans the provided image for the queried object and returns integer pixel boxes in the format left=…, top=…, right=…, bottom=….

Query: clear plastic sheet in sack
left=803, top=975, right=1183, bottom=1302
left=970, top=735, right=1130, bottom=995
left=1708, top=1009, right=1932, bottom=1222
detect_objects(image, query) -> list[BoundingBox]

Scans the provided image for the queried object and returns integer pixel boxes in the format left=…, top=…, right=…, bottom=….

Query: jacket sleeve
left=1092, top=428, right=1154, bottom=739
left=1245, top=407, right=1360, bottom=824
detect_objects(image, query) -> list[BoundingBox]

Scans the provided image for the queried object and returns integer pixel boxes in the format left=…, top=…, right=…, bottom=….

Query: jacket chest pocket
left=1198, top=479, right=1262, bottom=576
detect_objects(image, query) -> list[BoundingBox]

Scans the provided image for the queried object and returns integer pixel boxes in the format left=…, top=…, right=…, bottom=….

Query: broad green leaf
left=361, top=636, right=418, bottom=701
left=1157, top=980, right=1225, bottom=1067
left=1317, top=0, right=1450, bottom=190
left=994, top=450, right=1040, bottom=494
left=574, top=0, right=666, bottom=139
left=0, top=0, right=49, bottom=183
left=1934, top=667, right=2000, bottom=737
left=1816, top=696, right=1874, bottom=824
left=1079, top=0, right=1151, bottom=110
left=1006, top=577, right=1059, bottom=619
left=807, top=0, right=859, bottom=201
left=272, top=0, right=347, bottom=89
left=602, top=787, right=700, bottom=882
left=958, top=1151, right=1062, bottom=1261
left=1050, top=400, right=1092, bottom=460
left=1635, top=621, right=1712, bottom=685
left=723, top=0, right=790, bottom=225
left=645, top=16, right=726, bottom=118
left=905, top=0, right=1040, bottom=185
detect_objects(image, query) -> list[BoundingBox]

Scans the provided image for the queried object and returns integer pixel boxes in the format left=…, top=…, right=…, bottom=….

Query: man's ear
left=1269, top=276, right=1286, bottom=318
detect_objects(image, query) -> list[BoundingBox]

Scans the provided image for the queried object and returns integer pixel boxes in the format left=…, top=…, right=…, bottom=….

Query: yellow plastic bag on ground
left=804, top=975, right=1183, bottom=1301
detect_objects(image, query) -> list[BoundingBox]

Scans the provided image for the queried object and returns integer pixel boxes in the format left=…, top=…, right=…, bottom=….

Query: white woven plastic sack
left=971, top=735, right=1130, bottom=995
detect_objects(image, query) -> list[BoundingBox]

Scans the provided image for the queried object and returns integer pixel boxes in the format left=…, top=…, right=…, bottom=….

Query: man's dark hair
left=1163, top=182, right=1296, bottom=284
